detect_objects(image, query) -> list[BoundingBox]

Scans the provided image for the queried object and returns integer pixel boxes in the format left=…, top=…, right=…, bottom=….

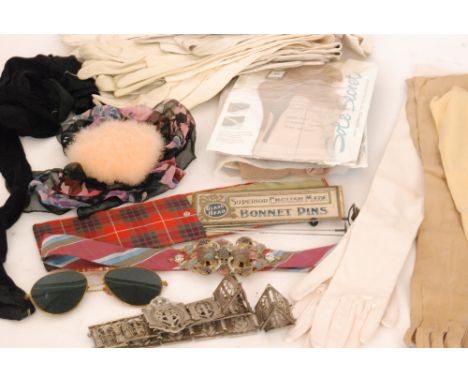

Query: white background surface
left=1, top=35, right=468, bottom=347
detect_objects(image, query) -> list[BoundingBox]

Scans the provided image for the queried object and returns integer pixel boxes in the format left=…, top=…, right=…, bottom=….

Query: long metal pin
left=206, top=226, right=346, bottom=232
left=206, top=228, right=346, bottom=236
left=246, top=231, right=344, bottom=236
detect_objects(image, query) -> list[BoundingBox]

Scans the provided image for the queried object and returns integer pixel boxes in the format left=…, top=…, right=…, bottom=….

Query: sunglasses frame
left=28, top=267, right=167, bottom=315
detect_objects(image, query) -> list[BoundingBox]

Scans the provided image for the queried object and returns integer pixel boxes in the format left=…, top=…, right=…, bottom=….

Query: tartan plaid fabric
left=33, top=194, right=207, bottom=253
left=34, top=182, right=331, bottom=271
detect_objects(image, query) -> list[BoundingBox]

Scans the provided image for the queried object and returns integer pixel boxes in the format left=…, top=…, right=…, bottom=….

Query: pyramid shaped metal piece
left=255, top=284, right=295, bottom=332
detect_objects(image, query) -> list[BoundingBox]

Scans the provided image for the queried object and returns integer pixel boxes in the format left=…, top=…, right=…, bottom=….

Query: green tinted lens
left=31, top=271, right=87, bottom=314
left=104, top=268, right=162, bottom=306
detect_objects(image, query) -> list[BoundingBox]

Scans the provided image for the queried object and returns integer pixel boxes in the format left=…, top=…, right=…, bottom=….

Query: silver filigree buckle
left=88, top=275, right=295, bottom=348
left=173, top=237, right=270, bottom=276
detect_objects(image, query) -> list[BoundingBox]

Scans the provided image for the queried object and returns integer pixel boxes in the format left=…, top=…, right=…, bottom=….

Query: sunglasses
left=29, top=267, right=165, bottom=314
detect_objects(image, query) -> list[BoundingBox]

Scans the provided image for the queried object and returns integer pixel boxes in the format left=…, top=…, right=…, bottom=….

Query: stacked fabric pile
left=63, top=34, right=371, bottom=110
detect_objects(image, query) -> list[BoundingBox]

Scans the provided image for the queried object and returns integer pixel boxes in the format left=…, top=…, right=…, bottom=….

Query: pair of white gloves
left=287, top=106, right=424, bottom=347
left=62, top=34, right=371, bottom=109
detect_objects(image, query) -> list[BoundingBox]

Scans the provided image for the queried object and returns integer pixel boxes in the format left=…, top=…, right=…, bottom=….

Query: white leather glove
left=63, top=34, right=344, bottom=109
left=288, top=270, right=401, bottom=347
left=287, top=106, right=424, bottom=347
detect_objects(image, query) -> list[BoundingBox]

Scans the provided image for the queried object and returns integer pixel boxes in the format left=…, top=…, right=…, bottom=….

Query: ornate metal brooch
left=88, top=275, right=295, bottom=348
left=171, top=237, right=272, bottom=277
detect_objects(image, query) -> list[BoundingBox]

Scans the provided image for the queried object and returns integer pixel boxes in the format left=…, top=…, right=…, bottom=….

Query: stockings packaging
left=207, top=59, right=377, bottom=170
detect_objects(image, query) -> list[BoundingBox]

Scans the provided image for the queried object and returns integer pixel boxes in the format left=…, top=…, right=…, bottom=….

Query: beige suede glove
left=405, top=75, right=468, bottom=348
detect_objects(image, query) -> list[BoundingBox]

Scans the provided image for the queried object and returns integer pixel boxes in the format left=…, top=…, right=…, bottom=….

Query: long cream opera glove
left=62, top=34, right=345, bottom=109
left=97, top=39, right=341, bottom=108
left=287, top=106, right=424, bottom=347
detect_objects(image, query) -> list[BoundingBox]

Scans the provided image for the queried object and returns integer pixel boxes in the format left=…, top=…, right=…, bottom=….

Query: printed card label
left=193, top=186, right=345, bottom=226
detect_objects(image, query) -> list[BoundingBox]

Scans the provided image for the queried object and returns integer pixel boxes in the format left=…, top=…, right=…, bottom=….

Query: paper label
left=193, top=186, right=345, bottom=227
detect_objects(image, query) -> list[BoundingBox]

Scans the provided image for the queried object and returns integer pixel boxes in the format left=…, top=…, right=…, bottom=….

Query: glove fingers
left=404, top=324, right=418, bottom=347
left=325, top=297, right=358, bottom=348
left=345, top=301, right=372, bottom=347
left=381, top=286, right=399, bottom=328
left=414, top=327, right=431, bottom=348
left=301, top=334, right=311, bottom=347
left=445, top=323, right=467, bottom=348
left=290, top=228, right=353, bottom=301
left=308, top=295, right=341, bottom=347
left=359, top=304, right=385, bottom=345
left=430, top=330, right=447, bottom=348
left=463, top=329, right=468, bottom=348
left=286, top=289, right=323, bottom=344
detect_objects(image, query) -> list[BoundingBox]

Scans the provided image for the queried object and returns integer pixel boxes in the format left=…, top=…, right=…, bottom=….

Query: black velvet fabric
left=0, top=55, right=97, bottom=320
